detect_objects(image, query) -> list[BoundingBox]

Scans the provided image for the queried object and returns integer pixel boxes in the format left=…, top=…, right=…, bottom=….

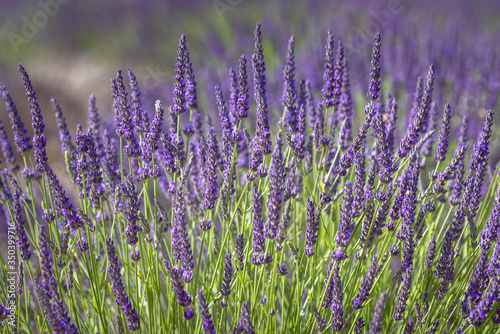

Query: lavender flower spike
left=0, top=119, right=17, bottom=172
left=203, top=126, right=219, bottom=210
left=106, top=235, right=140, bottom=331
left=253, top=23, right=272, bottom=156
left=321, top=30, right=335, bottom=108
left=282, top=35, right=297, bottom=132
left=6, top=174, right=30, bottom=260
left=220, top=251, right=233, bottom=307
left=367, top=292, right=387, bottom=334
left=0, top=85, right=32, bottom=154
left=198, top=289, right=215, bottom=334
left=335, top=181, right=354, bottom=248
left=305, top=197, right=319, bottom=257
left=367, top=33, right=381, bottom=102
left=435, top=103, right=452, bottom=162
left=266, top=131, right=286, bottom=239
left=164, top=256, right=192, bottom=307
left=172, top=34, right=188, bottom=116
left=235, top=301, right=256, bottom=334
left=18, top=64, right=48, bottom=172
left=236, top=55, right=249, bottom=119
left=143, top=100, right=164, bottom=153
left=352, top=256, right=381, bottom=310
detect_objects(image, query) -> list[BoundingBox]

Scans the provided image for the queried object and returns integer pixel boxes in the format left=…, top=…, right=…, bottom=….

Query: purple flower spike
left=197, top=289, right=215, bottom=334
left=164, top=256, right=192, bottom=308
left=305, top=197, right=319, bottom=257
left=252, top=184, right=265, bottom=253
left=321, top=30, right=335, bottom=108
left=282, top=35, right=297, bottom=132
left=236, top=55, right=249, bottom=119
left=19, top=64, right=48, bottom=172
left=396, top=65, right=435, bottom=159
left=236, top=233, right=245, bottom=271
left=6, top=175, right=30, bottom=260
left=111, top=70, right=140, bottom=158
left=220, top=251, right=233, bottom=299
left=329, top=263, right=344, bottom=331
left=253, top=23, right=271, bottom=156
left=266, top=131, right=286, bottom=239
left=122, top=176, right=141, bottom=245
left=367, top=292, right=387, bottom=334
left=367, top=33, right=381, bottom=101
left=35, top=227, right=78, bottom=333
left=143, top=100, right=164, bottom=153
left=277, top=263, right=288, bottom=276
left=185, top=52, right=198, bottom=111
left=87, top=93, right=101, bottom=147
left=235, top=301, right=255, bottom=334
left=172, top=34, right=188, bottom=116
left=128, top=69, right=149, bottom=134
left=435, top=103, right=452, bottom=162
left=393, top=264, right=413, bottom=321
left=171, top=175, right=195, bottom=281
left=1, top=85, right=32, bottom=154
left=423, top=237, right=436, bottom=275
left=0, top=119, right=17, bottom=172
left=203, top=126, right=219, bottom=211
left=352, top=256, right=381, bottom=310
left=354, top=317, right=365, bottom=334
left=335, top=181, right=354, bottom=248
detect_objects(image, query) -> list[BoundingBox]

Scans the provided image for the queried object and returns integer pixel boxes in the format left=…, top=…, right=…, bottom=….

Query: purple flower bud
left=354, top=317, right=365, bottom=334
left=277, top=263, right=288, bottom=276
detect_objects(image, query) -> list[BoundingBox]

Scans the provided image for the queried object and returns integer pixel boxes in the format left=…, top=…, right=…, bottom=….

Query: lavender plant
left=0, top=22, right=500, bottom=334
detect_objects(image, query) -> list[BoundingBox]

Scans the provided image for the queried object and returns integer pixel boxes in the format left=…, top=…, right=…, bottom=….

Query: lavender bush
left=0, top=21, right=499, bottom=334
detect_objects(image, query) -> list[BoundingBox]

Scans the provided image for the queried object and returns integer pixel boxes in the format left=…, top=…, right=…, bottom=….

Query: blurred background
left=0, top=0, right=499, bottom=197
